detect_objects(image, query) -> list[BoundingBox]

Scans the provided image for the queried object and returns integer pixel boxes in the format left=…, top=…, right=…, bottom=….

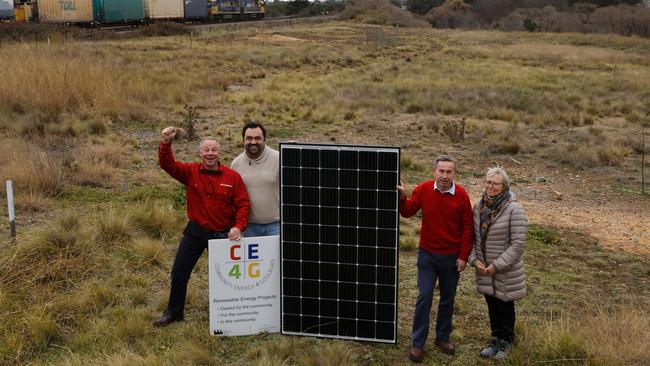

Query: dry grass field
left=0, top=21, right=649, bottom=365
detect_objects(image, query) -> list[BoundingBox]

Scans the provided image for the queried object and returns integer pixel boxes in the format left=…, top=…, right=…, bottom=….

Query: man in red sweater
left=398, top=155, right=473, bottom=362
left=153, top=126, right=250, bottom=327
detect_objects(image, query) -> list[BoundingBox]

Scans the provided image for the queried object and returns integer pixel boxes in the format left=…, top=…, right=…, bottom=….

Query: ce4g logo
left=227, top=243, right=261, bottom=279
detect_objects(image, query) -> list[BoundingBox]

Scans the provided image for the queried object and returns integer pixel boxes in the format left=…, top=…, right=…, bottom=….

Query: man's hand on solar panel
left=229, top=227, right=242, bottom=241
left=396, top=180, right=406, bottom=199
left=161, top=126, right=177, bottom=143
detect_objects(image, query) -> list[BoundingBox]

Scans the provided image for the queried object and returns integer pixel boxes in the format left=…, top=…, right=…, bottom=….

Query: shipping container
left=93, top=0, right=145, bottom=23
left=184, top=0, right=208, bottom=19
left=14, top=4, right=31, bottom=22
left=38, top=0, right=94, bottom=23
left=143, top=0, right=183, bottom=19
left=0, top=0, right=13, bottom=19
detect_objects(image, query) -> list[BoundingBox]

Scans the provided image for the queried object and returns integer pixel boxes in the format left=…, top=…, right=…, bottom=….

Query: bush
left=427, top=0, right=476, bottom=28
left=487, top=138, right=522, bottom=154
left=340, top=0, right=430, bottom=27
left=407, top=0, right=444, bottom=15
left=524, top=17, right=538, bottom=31
left=0, top=141, right=66, bottom=198
left=70, top=142, right=125, bottom=187
left=591, top=5, right=650, bottom=37
left=131, top=204, right=182, bottom=239
left=546, top=145, right=600, bottom=169
left=442, top=117, right=466, bottom=143
left=95, top=208, right=133, bottom=245
left=133, top=238, right=165, bottom=265
left=85, top=120, right=108, bottom=135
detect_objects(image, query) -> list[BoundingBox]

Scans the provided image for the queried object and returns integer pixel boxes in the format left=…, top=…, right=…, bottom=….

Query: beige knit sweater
left=231, top=146, right=280, bottom=224
left=468, top=192, right=528, bottom=302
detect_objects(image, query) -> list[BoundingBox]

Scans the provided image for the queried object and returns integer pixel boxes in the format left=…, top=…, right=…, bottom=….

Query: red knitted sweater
left=399, top=180, right=473, bottom=261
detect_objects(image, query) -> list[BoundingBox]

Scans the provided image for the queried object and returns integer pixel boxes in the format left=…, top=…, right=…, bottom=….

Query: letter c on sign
left=230, top=244, right=241, bottom=260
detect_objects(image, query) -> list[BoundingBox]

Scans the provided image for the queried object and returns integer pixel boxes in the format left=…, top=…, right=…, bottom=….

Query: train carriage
left=185, top=0, right=208, bottom=20
left=210, top=0, right=241, bottom=19
left=10, top=0, right=265, bottom=26
left=143, top=0, right=184, bottom=20
left=242, top=0, right=264, bottom=19
left=93, top=0, right=145, bottom=24
left=38, top=0, right=94, bottom=23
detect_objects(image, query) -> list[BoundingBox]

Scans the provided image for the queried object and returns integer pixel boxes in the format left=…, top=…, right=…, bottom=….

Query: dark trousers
left=484, top=294, right=516, bottom=343
left=167, top=221, right=228, bottom=317
left=412, top=249, right=459, bottom=347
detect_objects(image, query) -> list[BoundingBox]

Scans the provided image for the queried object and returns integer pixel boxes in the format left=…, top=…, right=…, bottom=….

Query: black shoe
left=153, top=313, right=183, bottom=327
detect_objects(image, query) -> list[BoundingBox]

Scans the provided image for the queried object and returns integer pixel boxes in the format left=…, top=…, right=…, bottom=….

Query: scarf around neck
left=479, top=189, right=510, bottom=262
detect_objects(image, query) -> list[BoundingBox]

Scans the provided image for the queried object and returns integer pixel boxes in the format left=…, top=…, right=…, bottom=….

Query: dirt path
left=467, top=170, right=650, bottom=256
left=523, top=189, right=649, bottom=256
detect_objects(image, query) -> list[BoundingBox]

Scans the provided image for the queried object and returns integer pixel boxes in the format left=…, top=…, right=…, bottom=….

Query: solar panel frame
left=279, top=143, right=400, bottom=344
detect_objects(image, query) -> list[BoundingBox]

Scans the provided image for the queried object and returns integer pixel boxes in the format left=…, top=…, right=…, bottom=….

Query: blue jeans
left=243, top=221, right=280, bottom=237
left=412, top=249, right=460, bottom=347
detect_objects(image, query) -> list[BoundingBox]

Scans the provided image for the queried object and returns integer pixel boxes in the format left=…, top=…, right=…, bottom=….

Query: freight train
left=9, top=0, right=265, bottom=25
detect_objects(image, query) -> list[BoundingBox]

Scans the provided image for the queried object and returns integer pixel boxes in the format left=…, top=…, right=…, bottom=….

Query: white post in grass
left=6, top=180, right=15, bottom=244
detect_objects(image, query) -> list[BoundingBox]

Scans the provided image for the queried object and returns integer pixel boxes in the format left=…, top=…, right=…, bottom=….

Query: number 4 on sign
left=228, top=263, right=260, bottom=279
left=229, top=264, right=242, bottom=279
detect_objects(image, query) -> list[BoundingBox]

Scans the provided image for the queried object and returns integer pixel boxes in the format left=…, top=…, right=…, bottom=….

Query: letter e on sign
left=248, top=244, right=259, bottom=259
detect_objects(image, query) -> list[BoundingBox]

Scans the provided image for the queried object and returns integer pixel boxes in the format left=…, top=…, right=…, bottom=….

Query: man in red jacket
left=153, top=126, right=250, bottom=327
left=398, top=155, right=473, bottom=362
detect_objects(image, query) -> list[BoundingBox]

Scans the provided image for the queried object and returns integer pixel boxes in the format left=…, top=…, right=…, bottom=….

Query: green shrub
left=528, top=225, right=564, bottom=246
left=132, top=204, right=181, bottom=239
left=95, top=209, right=133, bottom=245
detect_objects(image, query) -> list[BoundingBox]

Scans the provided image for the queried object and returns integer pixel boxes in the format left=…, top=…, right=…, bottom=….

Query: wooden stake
left=6, top=180, right=15, bottom=244
left=642, top=127, right=646, bottom=195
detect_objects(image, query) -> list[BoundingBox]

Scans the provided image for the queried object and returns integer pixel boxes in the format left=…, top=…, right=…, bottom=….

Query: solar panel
left=280, top=143, right=400, bottom=343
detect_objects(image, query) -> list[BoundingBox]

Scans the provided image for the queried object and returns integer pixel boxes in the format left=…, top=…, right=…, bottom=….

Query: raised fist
left=161, top=126, right=177, bottom=143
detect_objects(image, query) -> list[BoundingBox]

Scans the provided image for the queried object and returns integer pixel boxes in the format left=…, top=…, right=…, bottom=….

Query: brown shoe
left=435, top=338, right=456, bottom=355
left=153, top=313, right=183, bottom=327
left=408, top=346, right=424, bottom=363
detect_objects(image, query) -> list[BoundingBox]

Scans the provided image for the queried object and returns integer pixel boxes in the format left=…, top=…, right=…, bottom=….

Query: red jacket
left=158, top=142, right=250, bottom=233
left=399, top=180, right=473, bottom=261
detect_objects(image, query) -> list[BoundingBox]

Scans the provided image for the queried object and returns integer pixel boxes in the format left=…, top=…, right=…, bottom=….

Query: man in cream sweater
left=231, top=122, right=280, bottom=237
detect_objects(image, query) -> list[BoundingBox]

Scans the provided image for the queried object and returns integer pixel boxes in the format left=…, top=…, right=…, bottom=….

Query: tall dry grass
left=70, top=142, right=126, bottom=187
left=0, top=46, right=129, bottom=115
left=0, top=139, right=66, bottom=198
left=513, top=305, right=650, bottom=365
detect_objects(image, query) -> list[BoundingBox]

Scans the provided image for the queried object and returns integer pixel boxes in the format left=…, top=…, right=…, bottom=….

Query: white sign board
left=208, top=235, right=280, bottom=336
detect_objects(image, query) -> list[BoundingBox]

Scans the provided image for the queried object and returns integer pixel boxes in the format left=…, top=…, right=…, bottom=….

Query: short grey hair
left=434, top=155, right=457, bottom=170
left=486, top=166, right=510, bottom=190
left=198, top=137, right=221, bottom=151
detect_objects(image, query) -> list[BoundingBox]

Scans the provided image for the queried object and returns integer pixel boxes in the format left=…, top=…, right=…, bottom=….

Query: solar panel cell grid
left=280, top=144, right=400, bottom=343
